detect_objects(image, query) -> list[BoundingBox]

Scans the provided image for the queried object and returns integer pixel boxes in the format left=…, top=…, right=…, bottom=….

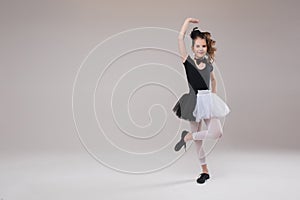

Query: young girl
left=172, top=18, right=230, bottom=184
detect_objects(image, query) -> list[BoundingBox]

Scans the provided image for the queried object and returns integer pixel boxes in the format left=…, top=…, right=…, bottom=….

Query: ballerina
left=173, top=17, right=230, bottom=184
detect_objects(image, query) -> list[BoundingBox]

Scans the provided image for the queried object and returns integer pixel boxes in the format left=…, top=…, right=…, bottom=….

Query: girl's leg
left=185, top=118, right=222, bottom=174
left=192, top=118, right=223, bottom=140
left=189, top=121, right=208, bottom=172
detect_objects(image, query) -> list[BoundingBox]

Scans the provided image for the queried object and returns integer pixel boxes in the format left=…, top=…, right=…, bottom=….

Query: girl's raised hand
left=188, top=18, right=200, bottom=23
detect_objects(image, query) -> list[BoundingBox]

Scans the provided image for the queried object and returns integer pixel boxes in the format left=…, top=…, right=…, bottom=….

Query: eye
left=202, top=45, right=207, bottom=48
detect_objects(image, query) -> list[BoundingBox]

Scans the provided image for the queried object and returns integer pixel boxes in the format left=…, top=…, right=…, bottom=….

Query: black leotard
left=172, top=54, right=213, bottom=121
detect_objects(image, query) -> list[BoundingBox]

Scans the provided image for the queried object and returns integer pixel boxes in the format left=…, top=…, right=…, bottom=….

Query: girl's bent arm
left=178, top=18, right=199, bottom=62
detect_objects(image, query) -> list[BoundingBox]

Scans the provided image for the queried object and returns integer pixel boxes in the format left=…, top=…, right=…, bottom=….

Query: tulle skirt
left=192, top=90, right=230, bottom=122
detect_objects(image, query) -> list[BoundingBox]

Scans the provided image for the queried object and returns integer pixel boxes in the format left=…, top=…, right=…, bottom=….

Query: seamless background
left=1, top=0, right=300, bottom=199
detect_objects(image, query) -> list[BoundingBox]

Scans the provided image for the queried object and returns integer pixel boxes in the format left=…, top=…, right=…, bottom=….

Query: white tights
left=189, top=118, right=223, bottom=165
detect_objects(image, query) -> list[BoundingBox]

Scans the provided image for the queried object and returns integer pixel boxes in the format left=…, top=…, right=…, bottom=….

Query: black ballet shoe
left=174, top=130, right=189, bottom=152
left=196, top=173, right=210, bottom=184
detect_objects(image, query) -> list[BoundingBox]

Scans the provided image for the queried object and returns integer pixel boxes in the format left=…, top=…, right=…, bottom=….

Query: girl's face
left=192, top=37, right=207, bottom=59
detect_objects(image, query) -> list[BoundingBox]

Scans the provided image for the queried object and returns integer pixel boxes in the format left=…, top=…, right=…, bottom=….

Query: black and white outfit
left=172, top=54, right=230, bottom=122
left=173, top=54, right=230, bottom=166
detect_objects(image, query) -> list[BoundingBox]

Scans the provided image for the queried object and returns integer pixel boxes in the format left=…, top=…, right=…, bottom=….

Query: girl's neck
left=194, top=55, right=205, bottom=60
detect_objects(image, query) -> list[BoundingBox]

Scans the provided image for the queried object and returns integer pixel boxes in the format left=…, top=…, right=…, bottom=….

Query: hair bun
left=190, top=27, right=203, bottom=39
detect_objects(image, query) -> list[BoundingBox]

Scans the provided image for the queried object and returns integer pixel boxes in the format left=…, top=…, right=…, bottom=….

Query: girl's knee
left=213, top=129, right=223, bottom=139
left=218, top=129, right=223, bottom=138
left=218, top=131, right=223, bottom=138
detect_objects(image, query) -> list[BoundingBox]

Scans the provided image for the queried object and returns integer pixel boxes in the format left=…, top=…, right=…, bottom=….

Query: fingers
left=190, top=18, right=200, bottom=23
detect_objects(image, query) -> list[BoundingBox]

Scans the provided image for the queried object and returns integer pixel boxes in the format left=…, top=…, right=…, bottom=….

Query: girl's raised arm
left=178, top=18, right=199, bottom=63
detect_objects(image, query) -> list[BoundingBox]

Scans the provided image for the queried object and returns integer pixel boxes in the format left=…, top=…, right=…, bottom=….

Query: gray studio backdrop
left=1, top=0, right=300, bottom=158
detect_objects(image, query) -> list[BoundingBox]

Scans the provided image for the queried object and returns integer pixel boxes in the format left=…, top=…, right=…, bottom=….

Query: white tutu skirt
left=192, top=90, right=230, bottom=122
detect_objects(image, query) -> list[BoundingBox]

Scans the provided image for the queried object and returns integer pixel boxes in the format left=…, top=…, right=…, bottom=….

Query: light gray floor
left=1, top=148, right=299, bottom=200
